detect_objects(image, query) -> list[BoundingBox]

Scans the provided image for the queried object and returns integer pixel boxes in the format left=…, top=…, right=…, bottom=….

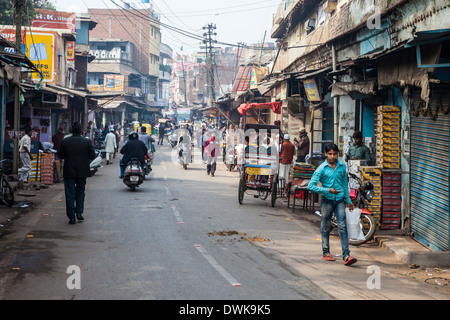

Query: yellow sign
left=104, top=75, right=125, bottom=92
left=246, top=167, right=272, bottom=176
left=26, top=32, right=56, bottom=82
left=303, top=79, right=321, bottom=102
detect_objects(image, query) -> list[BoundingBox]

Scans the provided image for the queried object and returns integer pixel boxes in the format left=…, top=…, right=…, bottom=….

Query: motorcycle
left=316, top=172, right=376, bottom=245
left=144, top=152, right=154, bottom=176
left=123, top=159, right=144, bottom=190
left=224, top=144, right=237, bottom=171
left=178, top=142, right=192, bottom=170
left=89, top=149, right=103, bottom=176
left=169, top=130, right=178, bottom=148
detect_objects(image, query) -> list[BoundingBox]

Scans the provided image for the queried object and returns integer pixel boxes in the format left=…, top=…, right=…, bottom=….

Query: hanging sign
left=303, top=79, right=321, bottom=102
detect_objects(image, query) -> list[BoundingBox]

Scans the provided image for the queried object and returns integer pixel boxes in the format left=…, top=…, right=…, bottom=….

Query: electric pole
left=202, top=23, right=217, bottom=106
left=13, top=0, right=24, bottom=175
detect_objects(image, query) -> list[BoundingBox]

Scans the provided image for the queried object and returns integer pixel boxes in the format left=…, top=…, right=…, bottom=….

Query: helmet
left=129, top=131, right=138, bottom=140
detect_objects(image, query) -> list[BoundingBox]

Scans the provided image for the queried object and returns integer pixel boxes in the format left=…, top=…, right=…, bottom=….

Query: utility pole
left=202, top=23, right=217, bottom=106
left=13, top=0, right=24, bottom=175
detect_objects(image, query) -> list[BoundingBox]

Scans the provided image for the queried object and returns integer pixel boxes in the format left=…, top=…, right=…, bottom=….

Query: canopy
left=238, top=101, right=282, bottom=116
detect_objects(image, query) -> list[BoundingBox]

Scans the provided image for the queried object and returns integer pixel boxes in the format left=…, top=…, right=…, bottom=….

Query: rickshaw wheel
left=271, top=176, right=278, bottom=207
left=238, top=176, right=245, bottom=205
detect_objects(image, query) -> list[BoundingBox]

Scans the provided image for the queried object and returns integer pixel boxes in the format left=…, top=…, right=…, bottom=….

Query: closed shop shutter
left=410, top=85, right=450, bottom=251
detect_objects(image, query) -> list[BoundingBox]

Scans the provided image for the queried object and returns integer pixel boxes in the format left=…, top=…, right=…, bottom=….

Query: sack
left=345, top=207, right=365, bottom=240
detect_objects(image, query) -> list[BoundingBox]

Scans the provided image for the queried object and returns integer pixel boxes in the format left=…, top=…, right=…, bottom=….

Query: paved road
left=0, top=142, right=448, bottom=301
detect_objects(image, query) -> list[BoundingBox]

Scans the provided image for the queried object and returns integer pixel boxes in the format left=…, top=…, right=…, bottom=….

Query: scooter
left=169, top=131, right=178, bottom=148
left=144, top=153, right=153, bottom=175
left=316, top=172, right=376, bottom=245
left=123, top=158, right=144, bottom=191
left=224, top=144, right=237, bottom=171
left=89, top=149, right=103, bottom=176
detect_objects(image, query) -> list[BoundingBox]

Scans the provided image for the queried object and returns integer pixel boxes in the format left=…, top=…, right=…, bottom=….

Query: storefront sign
left=104, top=75, right=125, bottom=92
left=303, top=79, right=321, bottom=102
left=26, top=32, right=56, bottom=82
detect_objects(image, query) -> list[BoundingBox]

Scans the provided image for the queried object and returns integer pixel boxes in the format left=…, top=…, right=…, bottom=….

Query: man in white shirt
left=18, top=128, right=34, bottom=182
left=104, top=129, right=117, bottom=165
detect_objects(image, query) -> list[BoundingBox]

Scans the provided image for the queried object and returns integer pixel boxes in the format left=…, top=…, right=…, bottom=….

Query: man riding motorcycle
left=119, top=132, right=147, bottom=178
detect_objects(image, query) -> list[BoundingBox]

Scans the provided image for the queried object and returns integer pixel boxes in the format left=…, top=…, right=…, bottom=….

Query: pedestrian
left=104, top=129, right=117, bottom=164
left=52, top=126, right=65, bottom=154
left=279, top=134, right=295, bottom=185
left=293, top=127, right=310, bottom=163
left=204, top=133, right=218, bottom=177
left=18, top=127, right=34, bottom=182
left=307, top=143, right=357, bottom=266
left=346, top=131, right=371, bottom=163
left=57, top=122, right=96, bottom=224
left=158, top=122, right=165, bottom=145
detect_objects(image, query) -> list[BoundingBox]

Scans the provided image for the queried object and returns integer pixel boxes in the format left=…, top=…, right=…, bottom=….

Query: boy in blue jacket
left=308, top=143, right=357, bottom=266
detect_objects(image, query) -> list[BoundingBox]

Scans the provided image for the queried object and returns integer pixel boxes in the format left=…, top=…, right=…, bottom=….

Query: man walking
left=18, top=128, right=34, bottom=182
left=308, top=143, right=357, bottom=266
left=158, top=123, right=165, bottom=145
left=204, top=133, right=218, bottom=177
left=104, top=129, right=117, bottom=165
left=279, top=134, right=295, bottom=185
left=58, top=122, right=96, bottom=224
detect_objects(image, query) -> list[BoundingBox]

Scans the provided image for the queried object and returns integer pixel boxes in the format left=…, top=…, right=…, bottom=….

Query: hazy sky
left=54, top=0, right=280, bottom=54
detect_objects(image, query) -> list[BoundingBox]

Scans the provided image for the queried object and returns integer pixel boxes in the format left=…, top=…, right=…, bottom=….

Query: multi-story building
left=87, top=7, right=164, bottom=124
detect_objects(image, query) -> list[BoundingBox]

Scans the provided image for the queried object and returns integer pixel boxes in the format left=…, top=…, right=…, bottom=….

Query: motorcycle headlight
left=365, top=190, right=374, bottom=201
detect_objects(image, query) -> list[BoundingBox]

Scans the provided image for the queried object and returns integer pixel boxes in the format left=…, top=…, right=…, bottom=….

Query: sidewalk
left=281, top=199, right=450, bottom=268
left=0, top=179, right=64, bottom=238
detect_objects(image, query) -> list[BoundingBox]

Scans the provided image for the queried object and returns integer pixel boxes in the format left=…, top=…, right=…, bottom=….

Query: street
left=0, top=140, right=449, bottom=301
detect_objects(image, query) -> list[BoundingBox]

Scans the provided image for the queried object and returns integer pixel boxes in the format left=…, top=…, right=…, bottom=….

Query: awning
left=296, top=66, right=333, bottom=80
left=405, top=29, right=450, bottom=47
left=330, top=81, right=377, bottom=99
left=88, top=63, right=141, bottom=75
left=46, top=84, right=88, bottom=97
left=238, top=101, right=282, bottom=116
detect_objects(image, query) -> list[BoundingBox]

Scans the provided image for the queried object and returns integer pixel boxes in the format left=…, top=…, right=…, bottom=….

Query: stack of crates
left=29, top=153, right=41, bottom=182
left=40, top=153, right=54, bottom=185
left=380, top=172, right=402, bottom=229
left=359, top=166, right=382, bottom=229
left=376, top=106, right=401, bottom=169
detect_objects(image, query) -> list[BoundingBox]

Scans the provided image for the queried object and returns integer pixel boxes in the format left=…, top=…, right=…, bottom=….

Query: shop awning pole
left=332, top=44, right=339, bottom=145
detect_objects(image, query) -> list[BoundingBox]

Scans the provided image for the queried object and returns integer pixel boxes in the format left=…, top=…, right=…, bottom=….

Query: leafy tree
left=0, top=0, right=56, bottom=26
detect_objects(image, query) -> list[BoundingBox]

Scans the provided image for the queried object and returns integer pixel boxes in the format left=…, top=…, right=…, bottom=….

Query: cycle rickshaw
left=237, top=123, right=281, bottom=207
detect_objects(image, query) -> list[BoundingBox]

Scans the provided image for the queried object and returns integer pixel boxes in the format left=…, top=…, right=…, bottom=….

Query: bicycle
left=0, top=159, right=14, bottom=207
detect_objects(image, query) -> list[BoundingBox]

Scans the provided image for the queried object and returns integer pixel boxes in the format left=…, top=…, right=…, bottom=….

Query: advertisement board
left=26, top=32, right=56, bottom=82
left=303, top=79, right=321, bottom=102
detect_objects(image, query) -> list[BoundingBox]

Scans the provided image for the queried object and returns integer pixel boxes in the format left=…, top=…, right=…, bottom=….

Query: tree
left=0, top=0, right=55, bottom=26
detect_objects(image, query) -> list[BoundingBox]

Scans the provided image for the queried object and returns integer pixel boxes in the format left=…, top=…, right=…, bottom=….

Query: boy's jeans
left=320, top=198, right=350, bottom=259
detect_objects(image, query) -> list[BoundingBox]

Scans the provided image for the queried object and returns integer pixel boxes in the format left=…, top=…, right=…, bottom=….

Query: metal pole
left=13, top=0, right=23, bottom=175
left=332, top=44, right=339, bottom=145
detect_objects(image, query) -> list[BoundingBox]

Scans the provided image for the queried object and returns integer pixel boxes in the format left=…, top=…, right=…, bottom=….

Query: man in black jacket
left=119, top=131, right=148, bottom=178
left=58, top=122, right=96, bottom=224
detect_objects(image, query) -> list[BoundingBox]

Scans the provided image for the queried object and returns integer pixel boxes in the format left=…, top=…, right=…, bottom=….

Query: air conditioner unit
left=323, top=0, right=337, bottom=14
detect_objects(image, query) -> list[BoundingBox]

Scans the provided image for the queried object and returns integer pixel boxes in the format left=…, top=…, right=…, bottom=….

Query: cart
left=237, top=123, right=281, bottom=207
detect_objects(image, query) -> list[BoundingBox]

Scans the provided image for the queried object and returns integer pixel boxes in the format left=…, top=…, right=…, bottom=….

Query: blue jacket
left=307, top=160, right=351, bottom=204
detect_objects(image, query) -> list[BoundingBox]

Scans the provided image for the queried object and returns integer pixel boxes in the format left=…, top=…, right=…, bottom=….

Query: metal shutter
left=410, top=86, right=450, bottom=251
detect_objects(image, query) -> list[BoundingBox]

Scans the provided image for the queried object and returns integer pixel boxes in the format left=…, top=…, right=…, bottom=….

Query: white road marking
left=195, top=245, right=241, bottom=287
left=170, top=205, right=184, bottom=224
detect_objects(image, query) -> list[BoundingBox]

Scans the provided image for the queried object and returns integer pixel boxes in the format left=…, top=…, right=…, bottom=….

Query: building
left=87, top=7, right=164, bottom=126
left=258, top=0, right=450, bottom=251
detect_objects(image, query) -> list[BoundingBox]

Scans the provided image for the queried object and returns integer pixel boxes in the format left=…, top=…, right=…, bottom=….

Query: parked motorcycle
left=89, top=149, right=103, bottom=176
left=123, top=159, right=144, bottom=190
left=316, top=172, right=376, bottom=245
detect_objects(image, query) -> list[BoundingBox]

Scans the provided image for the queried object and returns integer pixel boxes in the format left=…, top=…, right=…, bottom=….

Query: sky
left=54, top=0, right=280, bottom=54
